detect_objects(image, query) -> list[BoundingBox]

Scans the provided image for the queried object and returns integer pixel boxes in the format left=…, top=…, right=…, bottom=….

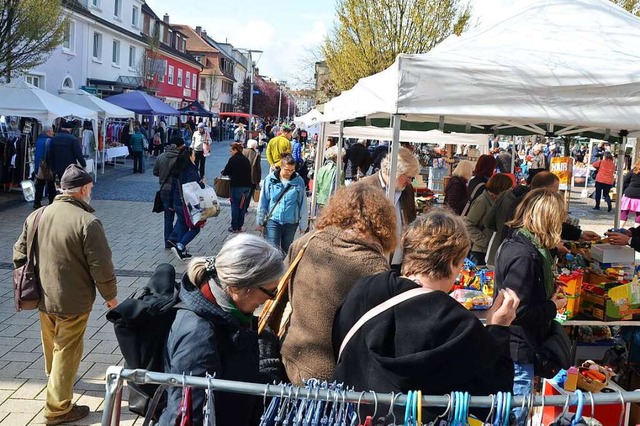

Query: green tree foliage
left=612, top=0, right=640, bottom=15
left=322, top=0, right=471, bottom=92
left=0, top=0, right=67, bottom=79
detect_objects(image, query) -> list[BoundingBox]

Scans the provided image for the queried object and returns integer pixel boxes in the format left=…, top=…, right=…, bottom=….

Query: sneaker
left=171, top=247, right=193, bottom=262
left=166, top=240, right=177, bottom=250
left=228, top=226, right=237, bottom=233
left=45, top=404, right=90, bottom=425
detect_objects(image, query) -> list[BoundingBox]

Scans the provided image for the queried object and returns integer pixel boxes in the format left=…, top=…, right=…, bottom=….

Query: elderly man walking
left=13, top=164, right=118, bottom=425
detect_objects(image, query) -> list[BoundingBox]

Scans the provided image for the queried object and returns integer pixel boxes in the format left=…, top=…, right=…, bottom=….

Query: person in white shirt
left=191, top=123, right=210, bottom=177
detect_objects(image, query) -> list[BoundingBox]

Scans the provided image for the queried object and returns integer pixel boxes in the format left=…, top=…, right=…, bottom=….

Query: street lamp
left=277, top=80, right=287, bottom=125
left=237, top=48, right=263, bottom=136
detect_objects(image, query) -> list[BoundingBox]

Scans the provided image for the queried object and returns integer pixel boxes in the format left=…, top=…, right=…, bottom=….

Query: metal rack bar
left=102, top=367, right=640, bottom=425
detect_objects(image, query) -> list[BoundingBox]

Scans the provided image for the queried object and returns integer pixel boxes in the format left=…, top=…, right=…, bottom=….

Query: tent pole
left=387, top=115, right=401, bottom=199
left=615, top=131, right=628, bottom=229
left=335, top=121, right=344, bottom=192
left=102, top=119, right=107, bottom=175
left=309, top=122, right=327, bottom=227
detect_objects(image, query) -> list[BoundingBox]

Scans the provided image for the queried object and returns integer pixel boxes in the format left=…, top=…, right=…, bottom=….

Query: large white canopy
left=323, top=0, right=640, bottom=138
left=0, top=80, right=97, bottom=124
left=294, top=109, right=324, bottom=128
left=58, top=89, right=134, bottom=119
left=325, top=125, right=489, bottom=146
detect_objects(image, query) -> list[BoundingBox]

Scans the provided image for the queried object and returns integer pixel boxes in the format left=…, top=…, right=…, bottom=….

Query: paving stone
left=0, top=398, right=44, bottom=413
left=0, top=379, right=27, bottom=391
left=0, top=362, right=30, bottom=378
left=11, top=379, right=47, bottom=400
left=0, top=412, right=39, bottom=425
left=0, top=351, right=41, bottom=363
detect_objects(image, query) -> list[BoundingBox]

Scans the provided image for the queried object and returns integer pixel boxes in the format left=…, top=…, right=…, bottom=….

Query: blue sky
left=147, top=0, right=529, bottom=89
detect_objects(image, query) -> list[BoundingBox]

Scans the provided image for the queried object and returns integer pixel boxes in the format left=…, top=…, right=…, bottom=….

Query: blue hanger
left=572, top=390, right=584, bottom=426
left=463, top=392, right=470, bottom=424
left=502, top=392, right=512, bottom=426
left=411, top=391, right=417, bottom=426
left=494, top=391, right=503, bottom=426
left=404, top=390, right=413, bottom=426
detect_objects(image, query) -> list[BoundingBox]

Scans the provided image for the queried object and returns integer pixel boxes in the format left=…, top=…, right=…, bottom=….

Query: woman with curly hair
left=274, top=184, right=397, bottom=384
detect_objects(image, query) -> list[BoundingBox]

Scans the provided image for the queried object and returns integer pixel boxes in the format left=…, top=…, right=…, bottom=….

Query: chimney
left=195, top=26, right=202, bottom=36
left=163, top=13, right=169, bottom=24
left=202, top=30, right=207, bottom=38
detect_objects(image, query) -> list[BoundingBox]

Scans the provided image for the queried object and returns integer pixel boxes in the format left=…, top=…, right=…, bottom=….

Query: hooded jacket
left=333, top=271, right=513, bottom=402
left=257, top=169, right=308, bottom=230
left=266, top=135, right=292, bottom=168
left=344, top=143, right=371, bottom=179
left=160, top=275, right=261, bottom=426
left=153, top=145, right=182, bottom=195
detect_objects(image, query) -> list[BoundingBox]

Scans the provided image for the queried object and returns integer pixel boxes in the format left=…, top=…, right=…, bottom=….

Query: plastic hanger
left=616, top=389, right=625, bottom=426
left=587, top=391, right=595, bottom=420
left=571, top=390, right=584, bottom=426
left=495, top=392, right=503, bottom=426
left=434, top=394, right=451, bottom=424
left=357, top=391, right=366, bottom=426
left=463, top=392, right=470, bottom=425
left=484, top=394, right=495, bottom=425
left=553, top=394, right=571, bottom=423
left=416, top=390, right=421, bottom=426
left=404, top=391, right=413, bottom=426
left=502, top=392, right=511, bottom=426
left=371, top=391, right=378, bottom=421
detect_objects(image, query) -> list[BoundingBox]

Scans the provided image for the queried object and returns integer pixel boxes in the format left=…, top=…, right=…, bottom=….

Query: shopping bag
left=213, top=177, right=230, bottom=198
left=253, top=187, right=261, bottom=203
left=182, top=182, right=220, bottom=228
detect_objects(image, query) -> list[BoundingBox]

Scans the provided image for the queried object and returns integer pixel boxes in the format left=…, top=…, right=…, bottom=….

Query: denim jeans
left=132, top=150, right=144, bottom=172
left=512, top=362, right=534, bottom=423
left=169, top=203, right=200, bottom=249
left=230, top=186, right=252, bottom=231
left=162, top=194, right=175, bottom=246
left=266, top=220, right=298, bottom=254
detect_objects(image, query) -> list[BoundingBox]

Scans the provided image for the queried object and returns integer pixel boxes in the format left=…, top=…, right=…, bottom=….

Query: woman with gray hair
left=160, top=233, right=285, bottom=426
left=315, top=145, right=345, bottom=207
left=359, top=146, right=419, bottom=269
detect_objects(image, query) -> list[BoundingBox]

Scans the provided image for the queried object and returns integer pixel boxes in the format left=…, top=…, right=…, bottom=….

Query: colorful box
left=590, top=244, right=635, bottom=264
left=558, top=271, right=583, bottom=319
left=580, top=282, right=640, bottom=321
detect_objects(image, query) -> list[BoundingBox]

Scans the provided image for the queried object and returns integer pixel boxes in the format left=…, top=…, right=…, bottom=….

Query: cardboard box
left=590, top=244, right=635, bottom=264
left=580, top=285, right=640, bottom=321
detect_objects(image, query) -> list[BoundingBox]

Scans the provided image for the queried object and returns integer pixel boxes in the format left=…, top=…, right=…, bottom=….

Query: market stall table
left=105, top=146, right=129, bottom=167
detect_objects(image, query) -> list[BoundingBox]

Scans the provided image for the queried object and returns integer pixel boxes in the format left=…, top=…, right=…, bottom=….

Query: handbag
left=534, top=320, right=572, bottom=378
left=13, top=207, right=46, bottom=312
left=213, top=177, right=230, bottom=198
left=253, top=187, right=261, bottom=203
left=152, top=191, right=164, bottom=213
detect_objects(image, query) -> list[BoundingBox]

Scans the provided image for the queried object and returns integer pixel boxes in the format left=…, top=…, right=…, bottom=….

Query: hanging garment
left=176, top=386, right=193, bottom=426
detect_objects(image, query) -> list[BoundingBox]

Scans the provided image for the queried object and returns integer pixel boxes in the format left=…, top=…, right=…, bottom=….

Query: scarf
left=518, top=227, right=555, bottom=299
left=202, top=279, right=254, bottom=325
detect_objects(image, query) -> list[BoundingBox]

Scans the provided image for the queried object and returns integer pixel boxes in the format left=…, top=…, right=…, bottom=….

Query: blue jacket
left=33, top=133, right=51, bottom=176
left=160, top=275, right=261, bottom=426
left=257, top=169, right=308, bottom=230
left=129, top=131, right=146, bottom=152
left=291, top=139, right=303, bottom=165
left=49, top=131, right=85, bottom=176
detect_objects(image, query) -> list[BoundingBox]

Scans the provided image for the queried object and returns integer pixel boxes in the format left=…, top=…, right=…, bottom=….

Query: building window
left=91, top=0, right=100, bottom=9
left=114, top=0, right=121, bottom=18
left=158, top=61, right=165, bottom=82
left=192, top=74, right=197, bottom=90
left=131, top=6, right=138, bottom=28
left=92, top=32, right=102, bottom=61
left=128, top=46, right=135, bottom=68
left=112, top=40, right=120, bottom=65
left=26, top=74, right=44, bottom=89
left=168, top=65, right=174, bottom=85
left=185, top=71, right=190, bottom=89
left=200, top=77, right=206, bottom=90
left=177, top=69, right=183, bottom=87
left=62, top=20, right=75, bottom=52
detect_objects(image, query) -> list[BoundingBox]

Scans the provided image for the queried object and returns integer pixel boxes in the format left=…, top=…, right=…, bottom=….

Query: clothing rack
left=101, top=366, right=640, bottom=425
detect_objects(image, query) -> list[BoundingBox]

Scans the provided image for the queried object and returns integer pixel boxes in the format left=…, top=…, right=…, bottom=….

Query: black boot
left=608, top=202, right=612, bottom=212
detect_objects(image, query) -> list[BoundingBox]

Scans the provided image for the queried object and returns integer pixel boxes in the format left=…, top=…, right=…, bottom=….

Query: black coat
left=49, top=131, right=86, bottom=176
left=344, top=143, right=371, bottom=179
left=333, top=271, right=513, bottom=411
left=371, top=144, right=389, bottom=171
left=160, top=275, right=262, bottom=426
left=444, top=175, right=468, bottom=215
left=623, top=171, right=640, bottom=199
left=222, top=153, right=253, bottom=188
left=494, top=231, right=557, bottom=364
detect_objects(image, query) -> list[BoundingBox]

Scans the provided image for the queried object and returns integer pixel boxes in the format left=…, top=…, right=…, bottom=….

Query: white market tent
left=294, top=109, right=324, bottom=128
left=320, top=0, right=640, bottom=226
left=325, top=125, right=488, bottom=146
left=58, top=89, right=135, bottom=180
left=0, top=80, right=98, bottom=125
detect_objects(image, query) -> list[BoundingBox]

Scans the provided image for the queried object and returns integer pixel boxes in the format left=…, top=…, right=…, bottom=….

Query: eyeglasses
left=401, top=173, right=415, bottom=182
left=258, top=286, right=278, bottom=299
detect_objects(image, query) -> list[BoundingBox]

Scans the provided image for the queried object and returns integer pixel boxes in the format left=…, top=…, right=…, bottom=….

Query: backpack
left=106, top=263, right=180, bottom=417
left=153, top=133, right=162, bottom=146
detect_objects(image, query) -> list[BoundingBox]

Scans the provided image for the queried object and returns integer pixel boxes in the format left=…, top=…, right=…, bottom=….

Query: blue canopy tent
left=178, top=100, right=215, bottom=118
left=104, top=90, right=180, bottom=115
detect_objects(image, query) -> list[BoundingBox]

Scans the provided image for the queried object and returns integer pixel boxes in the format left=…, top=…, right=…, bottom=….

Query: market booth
left=0, top=80, right=97, bottom=193
left=58, top=89, right=134, bottom=181
left=317, top=0, right=640, bottom=421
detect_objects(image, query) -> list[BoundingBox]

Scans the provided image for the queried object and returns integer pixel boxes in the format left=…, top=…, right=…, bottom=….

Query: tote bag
left=181, top=182, right=220, bottom=228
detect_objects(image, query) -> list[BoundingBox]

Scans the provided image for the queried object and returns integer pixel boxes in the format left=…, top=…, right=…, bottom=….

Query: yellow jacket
left=266, top=135, right=292, bottom=167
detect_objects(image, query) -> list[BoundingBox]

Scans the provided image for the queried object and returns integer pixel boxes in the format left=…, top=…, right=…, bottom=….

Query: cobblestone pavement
left=0, top=146, right=623, bottom=424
